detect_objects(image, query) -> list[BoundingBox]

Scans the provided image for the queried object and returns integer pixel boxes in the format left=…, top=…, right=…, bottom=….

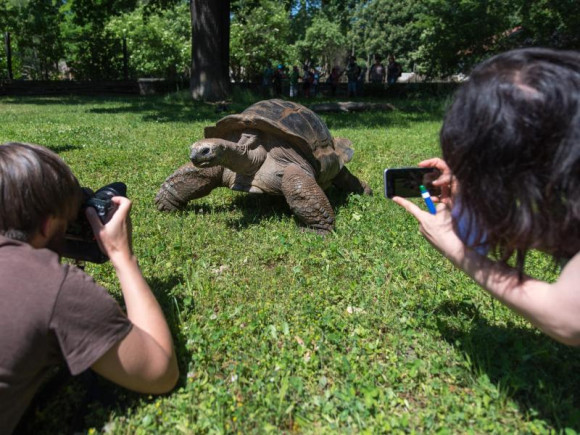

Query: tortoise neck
left=222, top=144, right=267, bottom=176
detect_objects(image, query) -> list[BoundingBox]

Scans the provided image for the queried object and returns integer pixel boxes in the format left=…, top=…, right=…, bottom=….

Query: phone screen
left=384, top=167, right=441, bottom=198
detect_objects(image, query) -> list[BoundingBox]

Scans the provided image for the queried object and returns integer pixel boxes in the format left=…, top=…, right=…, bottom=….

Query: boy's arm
left=90, top=258, right=179, bottom=393
left=87, top=198, right=179, bottom=393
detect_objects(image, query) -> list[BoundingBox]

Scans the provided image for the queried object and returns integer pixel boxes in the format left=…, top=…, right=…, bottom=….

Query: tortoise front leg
left=281, top=165, right=335, bottom=233
left=155, top=162, right=225, bottom=211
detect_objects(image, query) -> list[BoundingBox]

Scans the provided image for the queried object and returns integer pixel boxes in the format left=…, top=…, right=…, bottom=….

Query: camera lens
left=94, top=182, right=127, bottom=200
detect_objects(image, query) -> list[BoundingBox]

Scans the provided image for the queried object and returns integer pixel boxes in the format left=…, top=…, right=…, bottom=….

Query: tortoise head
left=189, top=138, right=230, bottom=168
left=189, top=134, right=265, bottom=174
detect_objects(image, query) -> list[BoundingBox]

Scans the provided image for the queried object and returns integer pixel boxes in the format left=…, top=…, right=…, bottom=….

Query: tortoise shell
left=204, top=99, right=353, bottom=176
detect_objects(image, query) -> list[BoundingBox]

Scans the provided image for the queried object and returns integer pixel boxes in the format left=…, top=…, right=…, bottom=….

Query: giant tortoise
left=155, top=99, right=372, bottom=233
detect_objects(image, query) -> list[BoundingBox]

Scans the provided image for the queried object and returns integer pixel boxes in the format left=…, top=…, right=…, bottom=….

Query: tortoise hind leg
left=281, top=165, right=335, bottom=234
left=155, top=163, right=225, bottom=211
left=332, top=166, right=373, bottom=195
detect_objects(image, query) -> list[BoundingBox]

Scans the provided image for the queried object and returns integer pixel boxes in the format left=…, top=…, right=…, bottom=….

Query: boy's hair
left=441, top=48, right=580, bottom=269
left=0, top=142, right=82, bottom=241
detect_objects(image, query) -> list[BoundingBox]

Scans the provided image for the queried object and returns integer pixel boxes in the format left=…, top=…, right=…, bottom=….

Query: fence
left=2, top=32, right=131, bottom=82
left=1, top=30, right=183, bottom=96
left=2, top=32, right=459, bottom=98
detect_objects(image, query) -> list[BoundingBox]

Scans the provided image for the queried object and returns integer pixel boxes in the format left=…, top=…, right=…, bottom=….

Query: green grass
left=1, top=93, right=579, bottom=434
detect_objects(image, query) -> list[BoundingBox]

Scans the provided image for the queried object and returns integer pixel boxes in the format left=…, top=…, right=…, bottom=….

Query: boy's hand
left=86, top=196, right=133, bottom=263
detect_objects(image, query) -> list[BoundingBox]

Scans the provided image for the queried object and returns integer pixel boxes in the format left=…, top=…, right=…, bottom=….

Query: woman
left=393, top=48, right=580, bottom=346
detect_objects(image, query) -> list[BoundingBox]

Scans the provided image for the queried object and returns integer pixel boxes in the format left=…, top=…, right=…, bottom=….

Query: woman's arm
left=456, top=248, right=580, bottom=346
left=392, top=196, right=580, bottom=346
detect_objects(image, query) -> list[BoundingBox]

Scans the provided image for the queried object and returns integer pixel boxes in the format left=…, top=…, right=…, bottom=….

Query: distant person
left=289, top=65, right=299, bottom=98
left=312, top=68, right=321, bottom=97
left=387, top=55, right=402, bottom=85
left=329, top=66, right=342, bottom=97
left=262, top=61, right=274, bottom=97
left=302, top=65, right=312, bottom=98
left=370, top=56, right=386, bottom=84
left=0, top=142, right=179, bottom=433
left=357, top=63, right=367, bottom=96
left=393, top=48, right=580, bottom=346
left=346, top=56, right=361, bottom=98
left=273, top=64, right=286, bottom=96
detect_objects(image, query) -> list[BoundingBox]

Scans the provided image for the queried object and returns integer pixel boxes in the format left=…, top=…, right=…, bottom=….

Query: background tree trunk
left=190, top=0, right=231, bottom=101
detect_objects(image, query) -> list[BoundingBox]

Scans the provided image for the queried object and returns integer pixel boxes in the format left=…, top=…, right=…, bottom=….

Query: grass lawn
left=1, top=92, right=579, bottom=434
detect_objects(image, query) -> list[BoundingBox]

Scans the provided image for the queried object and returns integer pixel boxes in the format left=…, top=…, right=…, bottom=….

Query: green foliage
left=0, top=0, right=15, bottom=28
left=319, top=0, right=359, bottom=33
left=414, top=0, right=518, bottom=77
left=287, top=0, right=357, bottom=57
left=1, top=0, right=64, bottom=79
left=62, top=32, right=127, bottom=80
left=516, top=0, right=580, bottom=48
left=106, top=3, right=191, bottom=79
left=230, top=0, right=294, bottom=82
left=59, top=0, right=138, bottom=80
left=64, top=0, right=137, bottom=27
left=0, top=0, right=17, bottom=79
left=2, top=0, right=580, bottom=83
left=1, top=94, right=579, bottom=433
left=350, top=0, right=425, bottom=71
left=294, top=14, right=347, bottom=70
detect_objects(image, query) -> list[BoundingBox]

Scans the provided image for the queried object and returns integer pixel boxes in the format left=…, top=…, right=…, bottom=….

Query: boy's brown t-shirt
left=0, top=235, right=132, bottom=433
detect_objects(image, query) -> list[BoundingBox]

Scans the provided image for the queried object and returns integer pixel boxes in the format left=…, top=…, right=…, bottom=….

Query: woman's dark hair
left=441, top=48, right=580, bottom=272
left=0, top=142, right=82, bottom=241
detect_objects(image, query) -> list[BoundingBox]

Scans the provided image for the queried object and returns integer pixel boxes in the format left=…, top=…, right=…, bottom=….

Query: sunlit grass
left=1, top=93, right=578, bottom=433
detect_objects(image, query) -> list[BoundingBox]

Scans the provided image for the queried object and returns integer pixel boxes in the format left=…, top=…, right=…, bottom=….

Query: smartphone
left=383, top=167, right=441, bottom=198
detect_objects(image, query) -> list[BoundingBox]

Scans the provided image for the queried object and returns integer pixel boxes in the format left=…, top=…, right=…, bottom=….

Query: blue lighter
left=420, top=185, right=437, bottom=215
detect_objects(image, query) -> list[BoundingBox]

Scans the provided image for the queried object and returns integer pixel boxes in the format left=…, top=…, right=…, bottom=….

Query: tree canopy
left=230, top=0, right=292, bottom=83
left=1, top=0, right=578, bottom=82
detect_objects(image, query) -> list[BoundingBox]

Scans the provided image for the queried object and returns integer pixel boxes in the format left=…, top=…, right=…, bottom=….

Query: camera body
left=60, top=182, right=127, bottom=263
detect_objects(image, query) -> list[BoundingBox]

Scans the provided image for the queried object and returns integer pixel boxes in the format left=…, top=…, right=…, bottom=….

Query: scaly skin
left=281, top=164, right=335, bottom=233
left=155, top=163, right=226, bottom=211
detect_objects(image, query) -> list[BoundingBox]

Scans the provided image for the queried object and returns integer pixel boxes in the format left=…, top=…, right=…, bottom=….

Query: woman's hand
left=418, top=158, right=457, bottom=208
left=391, top=197, right=467, bottom=266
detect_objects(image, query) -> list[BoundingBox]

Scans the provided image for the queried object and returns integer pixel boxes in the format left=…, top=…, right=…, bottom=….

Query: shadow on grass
left=227, top=194, right=291, bottom=229
left=147, top=274, right=193, bottom=400
left=46, top=143, right=84, bottom=153
left=320, top=102, right=447, bottom=130
left=15, top=273, right=192, bottom=435
left=87, top=98, right=230, bottom=124
left=435, top=300, right=580, bottom=430
left=3, top=95, right=229, bottom=124
left=2, top=96, right=139, bottom=106
left=3, top=94, right=448, bottom=130
left=177, top=188, right=362, bottom=231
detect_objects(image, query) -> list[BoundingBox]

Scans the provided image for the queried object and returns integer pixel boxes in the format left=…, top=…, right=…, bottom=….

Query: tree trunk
left=5, top=33, right=13, bottom=80
left=190, top=0, right=231, bottom=101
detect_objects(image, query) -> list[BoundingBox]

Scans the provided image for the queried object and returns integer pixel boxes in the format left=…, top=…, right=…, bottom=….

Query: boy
left=0, top=142, right=178, bottom=432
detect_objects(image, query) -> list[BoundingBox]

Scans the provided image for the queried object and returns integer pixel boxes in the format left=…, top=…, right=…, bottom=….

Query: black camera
left=60, top=182, right=127, bottom=263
